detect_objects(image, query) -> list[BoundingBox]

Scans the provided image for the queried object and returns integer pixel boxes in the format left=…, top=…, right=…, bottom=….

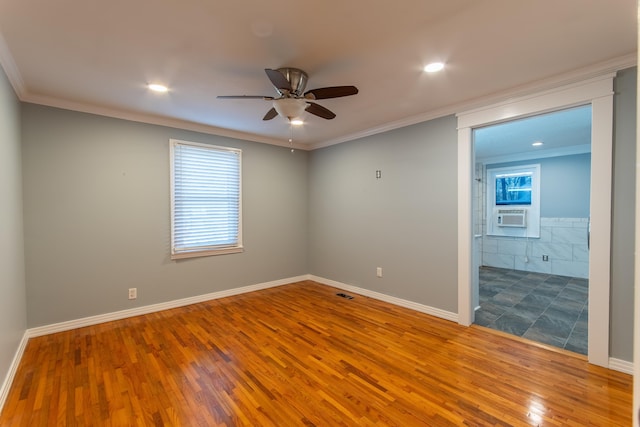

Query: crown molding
left=1, top=37, right=635, bottom=152
left=21, top=92, right=311, bottom=150
left=309, top=53, right=637, bottom=150
left=0, top=31, right=25, bottom=97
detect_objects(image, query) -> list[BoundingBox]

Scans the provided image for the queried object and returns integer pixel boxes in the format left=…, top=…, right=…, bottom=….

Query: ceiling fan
left=217, top=68, right=358, bottom=122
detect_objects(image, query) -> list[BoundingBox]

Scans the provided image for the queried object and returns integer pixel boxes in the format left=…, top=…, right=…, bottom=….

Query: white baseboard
left=609, top=357, right=634, bottom=375
left=0, top=331, right=29, bottom=414
left=27, top=275, right=309, bottom=338
left=309, top=275, right=459, bottom=323
left=309, top=276, right=635, bottom=375
left=3, top=274, right=630, bottom=417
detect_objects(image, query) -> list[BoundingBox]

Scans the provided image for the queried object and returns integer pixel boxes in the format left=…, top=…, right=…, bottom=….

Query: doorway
left=456, top=75, right=614, bottom=367
left=472, top=106, right=591, bottom=354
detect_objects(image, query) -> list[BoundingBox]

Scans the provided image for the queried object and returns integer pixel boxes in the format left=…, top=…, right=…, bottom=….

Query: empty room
left=0, top=1, right=638, bottom=425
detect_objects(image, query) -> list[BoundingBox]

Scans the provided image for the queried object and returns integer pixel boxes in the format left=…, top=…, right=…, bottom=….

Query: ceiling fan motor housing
left=276, top=67, right=308, bottom=96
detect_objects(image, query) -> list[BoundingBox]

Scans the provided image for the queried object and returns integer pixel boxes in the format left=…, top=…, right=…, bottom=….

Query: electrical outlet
left=376, top=267, right=383, bottom=278
left=128, top=288, right=137, bottom=299
left=542, top=255, right=549, bottom=262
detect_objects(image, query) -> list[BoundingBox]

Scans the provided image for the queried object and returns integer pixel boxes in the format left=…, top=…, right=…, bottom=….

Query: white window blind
left=170, top=139, right=242, bottom=259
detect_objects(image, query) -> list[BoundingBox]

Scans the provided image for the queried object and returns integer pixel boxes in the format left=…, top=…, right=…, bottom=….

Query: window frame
left=170, top=139, right=243, bottom=260
left=485, top=164, right=541, bottom=238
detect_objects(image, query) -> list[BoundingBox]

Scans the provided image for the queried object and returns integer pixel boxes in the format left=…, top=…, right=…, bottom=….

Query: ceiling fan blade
left=305, top=102, right=336, bottom=120
left=263, top=107, right=278, bottom=121
left=265, top=69, right=292, bottom=92
left=217, top=95, right=274, bottom=100
left=304, top=86, right=358, bottom=100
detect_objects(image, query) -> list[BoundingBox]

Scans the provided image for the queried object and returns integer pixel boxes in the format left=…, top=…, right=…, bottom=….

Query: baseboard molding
left=22, top=273, right=458, bottom=338
left=308, top=276, right=637, bottom=375
left=309, top=275, right=459, bottom=323
left=608, top=357, right=633, bottom=375
left=5, top=274, right=629, bottom=417
left=0, top=331, right=29, bottom=414
left=27, top=275, right=309, bottom=338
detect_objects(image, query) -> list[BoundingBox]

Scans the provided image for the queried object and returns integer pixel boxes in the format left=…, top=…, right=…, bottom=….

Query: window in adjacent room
left=170, top=139, right=242, bottom=259
left=495, top=171, right=532, bottom=205
left=486, top=164, right=540, bottom=238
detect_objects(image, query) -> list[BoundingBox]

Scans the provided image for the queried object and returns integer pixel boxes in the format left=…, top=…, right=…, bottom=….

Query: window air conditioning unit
left=496, top=209, right=527, bottom=228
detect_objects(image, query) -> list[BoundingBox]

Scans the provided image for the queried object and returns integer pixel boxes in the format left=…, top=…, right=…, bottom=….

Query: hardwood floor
left=0, top=281, right=632, bottom=426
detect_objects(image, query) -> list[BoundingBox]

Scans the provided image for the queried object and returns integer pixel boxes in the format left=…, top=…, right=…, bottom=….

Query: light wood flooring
left=0, top=281, right=632, bottom=426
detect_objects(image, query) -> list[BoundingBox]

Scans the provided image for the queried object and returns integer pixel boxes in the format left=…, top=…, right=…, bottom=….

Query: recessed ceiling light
left=148, top=83, right=168, bottom=93
left=424, top=62, right=445, bottom=73
left=290, top=119, right=304, bottom=126
left=532, top=141, right=544, bottom=147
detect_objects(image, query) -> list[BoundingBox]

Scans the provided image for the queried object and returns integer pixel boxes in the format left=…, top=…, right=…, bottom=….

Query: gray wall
left=308, top=68, right=636, bottom=361
left=0, top=67, right=27, bottom=387
left=308, top=116, right=459, bottom=312
left=488, top=153, right=591, bottom=218
left=21, top=104, right=309, bottom=327
left=610, top=67, right=636, bottom=361
left=12, top=67, right=638, bottom=364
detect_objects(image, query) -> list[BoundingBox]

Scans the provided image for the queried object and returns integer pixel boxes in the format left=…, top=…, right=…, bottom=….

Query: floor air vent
left=336, top=293, right=354, bottom=299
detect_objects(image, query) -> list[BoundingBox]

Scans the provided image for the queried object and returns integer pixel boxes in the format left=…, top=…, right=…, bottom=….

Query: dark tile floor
left=475, top=266, right=588, bottom=355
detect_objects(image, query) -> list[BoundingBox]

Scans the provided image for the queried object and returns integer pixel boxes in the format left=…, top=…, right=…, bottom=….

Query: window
left=486, top=164, right=540, bottom=238
left=170, top=139, right=242, bottom=259
left=495, top=172, right=532, bottom=205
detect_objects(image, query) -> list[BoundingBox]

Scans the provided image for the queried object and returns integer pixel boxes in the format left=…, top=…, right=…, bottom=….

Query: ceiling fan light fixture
left=273, top=98, right=307, bottom=120
left=219, top=67, right=357, bottom=123
left=424, top=62, right=445, bottom=73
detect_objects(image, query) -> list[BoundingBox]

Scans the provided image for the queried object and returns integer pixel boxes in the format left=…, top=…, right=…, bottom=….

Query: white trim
left=24, top=273, right=457, bottom=340
left=634, top=16, right=640, bottom=422
left=22, top=92, right=309, bottom=150
left=27, top=275, right=308, bottom=338
left=457, top=74, right=615, bottom=368
left=310, top=104, right=465, bottom=150
left=587, top=94, right=614, bottom=366
left=0, top=32, right=25, bottom=98
left=3, top=273, right=628, bottom=416
left=457, top=127, right=474, bottom=326
left=310, top=54, right=635, bottom=150
left=608, top=358, right=634, bottom=375
left=309, top=275, right=459, bottom=323
left=485, top=164, right=541, bottom=239
left=478, top=144, right=591, bottom=165
left=456, top=74, right=615, bottom=128
left=0, top=332, right=29, bottom=414
left=0, top=43, right=632, bottom=152
left=169, top=139, right=243, bottom=259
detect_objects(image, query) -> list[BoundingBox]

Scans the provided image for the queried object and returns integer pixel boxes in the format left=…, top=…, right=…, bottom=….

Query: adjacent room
left=0, top=1, right=637, bottom=425
left=473, top=106, right=592, bottom=355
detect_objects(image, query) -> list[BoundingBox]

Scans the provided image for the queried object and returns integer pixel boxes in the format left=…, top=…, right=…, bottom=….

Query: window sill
left=171, top=246, right=244, bottom=260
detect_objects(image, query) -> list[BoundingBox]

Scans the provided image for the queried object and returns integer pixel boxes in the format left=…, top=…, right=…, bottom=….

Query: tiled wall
left=475, top=162, right=588, bottom=279
left=481, top=218, right=589, bottom=278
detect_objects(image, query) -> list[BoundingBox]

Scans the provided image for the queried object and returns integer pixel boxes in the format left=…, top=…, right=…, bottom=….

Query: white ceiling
left=0, top=1, right=636, bottom=149
left=474, top=105, right=592, bottom=163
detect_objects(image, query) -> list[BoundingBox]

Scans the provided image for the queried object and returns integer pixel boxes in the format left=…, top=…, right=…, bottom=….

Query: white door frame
left=457, top=74, right=615, bottom=368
